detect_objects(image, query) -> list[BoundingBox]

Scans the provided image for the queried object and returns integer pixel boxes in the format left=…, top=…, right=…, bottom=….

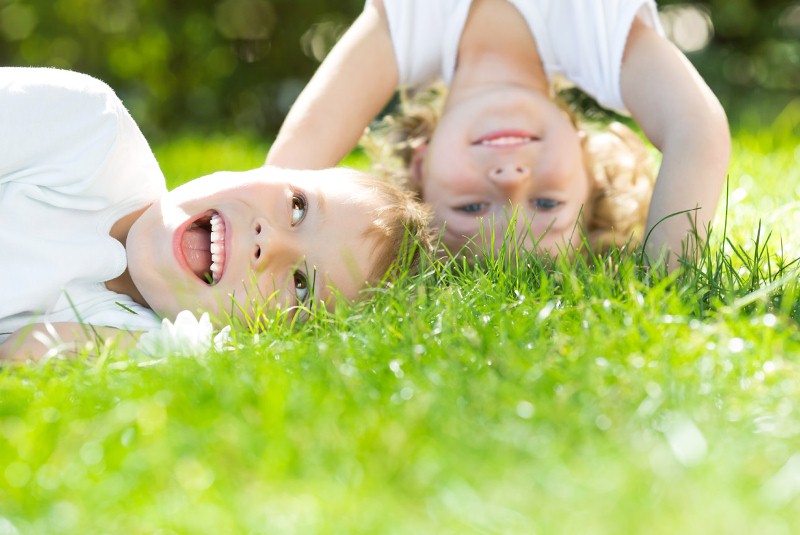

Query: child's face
left=127, top=167, right=382, bottom=320
left=418, top=87, right=591, bottom=256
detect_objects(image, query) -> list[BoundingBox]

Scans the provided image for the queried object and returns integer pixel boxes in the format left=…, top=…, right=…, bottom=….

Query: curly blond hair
left=361, top=85, right=656, bottom=254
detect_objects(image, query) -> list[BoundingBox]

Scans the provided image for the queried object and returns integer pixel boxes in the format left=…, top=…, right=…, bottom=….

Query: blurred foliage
left=0, top=0, right=363, bottom=140
left=0, top=0, right=797, bottom=139
left=658, top=0, right=800, bottom=127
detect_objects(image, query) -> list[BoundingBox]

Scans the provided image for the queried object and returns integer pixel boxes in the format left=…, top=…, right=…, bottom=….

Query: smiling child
left=0, top=67, right=431, bottom=360
left=267, top=0, right=730, bottom=266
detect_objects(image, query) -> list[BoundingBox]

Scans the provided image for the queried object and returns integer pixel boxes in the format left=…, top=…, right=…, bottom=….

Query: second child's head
left=126, top=166, right=430, bottom=321
left=366, top=85, right=654, bottom=258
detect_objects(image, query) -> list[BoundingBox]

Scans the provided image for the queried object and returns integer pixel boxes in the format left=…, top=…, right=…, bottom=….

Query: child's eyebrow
left=313, top=188, right=327, bottom=223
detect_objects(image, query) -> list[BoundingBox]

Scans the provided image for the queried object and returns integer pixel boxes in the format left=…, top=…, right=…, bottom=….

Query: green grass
left=2, top=103, right=800, bottom=534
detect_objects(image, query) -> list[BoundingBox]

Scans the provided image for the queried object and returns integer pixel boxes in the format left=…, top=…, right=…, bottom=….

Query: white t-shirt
left=375, top=0, right=665, bottom=112
left=0, top=68, right=167, bottom=343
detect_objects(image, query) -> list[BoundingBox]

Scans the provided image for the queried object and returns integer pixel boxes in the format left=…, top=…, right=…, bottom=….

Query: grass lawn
left=1, top=104, right=800, bottom=534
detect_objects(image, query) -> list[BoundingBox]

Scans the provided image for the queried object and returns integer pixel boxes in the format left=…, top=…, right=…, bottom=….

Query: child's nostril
left=255, top=245, right=261, bottom=259
left=255, top=223, right=262, bottom=234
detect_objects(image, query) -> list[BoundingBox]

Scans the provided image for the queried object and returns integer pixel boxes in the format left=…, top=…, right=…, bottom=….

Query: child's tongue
left=181, top=226, right=212, bottom=281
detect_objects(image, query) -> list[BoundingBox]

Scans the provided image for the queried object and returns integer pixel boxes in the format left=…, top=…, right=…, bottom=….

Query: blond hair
left=348, top=171, right=434, bottom=281
left=361, top=85, right=655, bottom=254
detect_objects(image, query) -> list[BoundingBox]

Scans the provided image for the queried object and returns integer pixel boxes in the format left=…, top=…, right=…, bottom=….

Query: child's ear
left=409, top=143, right=428, bottom=191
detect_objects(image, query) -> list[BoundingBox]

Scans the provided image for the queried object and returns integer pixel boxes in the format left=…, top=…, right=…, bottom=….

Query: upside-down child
left=267, top=0, right=730, bottom=265
left=0, top=67, right=431, bottom=361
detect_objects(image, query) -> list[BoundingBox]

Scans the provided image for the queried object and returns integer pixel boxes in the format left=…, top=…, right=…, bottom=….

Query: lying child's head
left=126, top=166, right=431, bottom=321
left=364, top=85, right=655, bottom=258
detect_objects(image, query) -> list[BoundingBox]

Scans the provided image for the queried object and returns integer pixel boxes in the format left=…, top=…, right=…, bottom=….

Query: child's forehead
left=252, top=166, right=371, bottom=188
left=190, top=167, right=384, bottom=209
left=303, top=170, right=384, bottom=202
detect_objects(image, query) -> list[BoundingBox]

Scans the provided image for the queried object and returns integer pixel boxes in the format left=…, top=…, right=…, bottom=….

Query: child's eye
left=455, top=202, right=488, bottom=214
left=294, top=271, right=310, bottom=303
left=291, top=193, right=307, bottom=226
left=533, top=198, right=561, bottom=211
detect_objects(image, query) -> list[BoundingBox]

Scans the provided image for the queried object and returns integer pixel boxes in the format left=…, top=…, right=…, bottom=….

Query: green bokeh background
left=0, top=0, right=364, bottom=140
left=1, top=0, right=798, bottom=142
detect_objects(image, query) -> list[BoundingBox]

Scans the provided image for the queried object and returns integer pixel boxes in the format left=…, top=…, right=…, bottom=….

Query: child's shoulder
left=2, top=66, right=108, bottom=88
left=1, top=67, right=123, bottom=109
left=0, top=68, right=147, bottom=191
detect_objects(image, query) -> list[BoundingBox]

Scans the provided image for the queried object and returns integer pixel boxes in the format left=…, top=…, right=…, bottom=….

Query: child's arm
left=0, top=323, right=139, bottom=361
left=266, top=0, right=399, bottom=169
left=621, top=19, right=731, bottom=268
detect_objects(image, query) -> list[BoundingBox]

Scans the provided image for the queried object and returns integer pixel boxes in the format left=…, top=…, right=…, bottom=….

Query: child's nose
left=251, top=218, right=291, bottom=271
left=488, top=164, right=531, bottom=193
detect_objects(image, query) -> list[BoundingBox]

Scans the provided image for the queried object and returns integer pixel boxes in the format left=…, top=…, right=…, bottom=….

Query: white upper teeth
left=208, top=213, right=226, bottom=283
left=480, top=136, right=533, bottom=146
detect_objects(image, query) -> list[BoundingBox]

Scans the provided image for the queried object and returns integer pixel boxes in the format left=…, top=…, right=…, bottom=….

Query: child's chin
left=142, top=290, right=199, bottom=320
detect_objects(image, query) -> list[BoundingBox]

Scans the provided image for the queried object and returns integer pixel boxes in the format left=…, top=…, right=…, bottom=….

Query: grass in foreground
left=1, top=113, right=799, bottom=534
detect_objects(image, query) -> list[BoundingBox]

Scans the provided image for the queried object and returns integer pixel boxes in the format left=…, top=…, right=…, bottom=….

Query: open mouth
left=179, top=210, right=226, bottom=285
left=473, top=130, right=539, bottom=147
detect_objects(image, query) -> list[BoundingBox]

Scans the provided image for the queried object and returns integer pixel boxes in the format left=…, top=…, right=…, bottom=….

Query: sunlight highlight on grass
left=1, top=117, right=799, bottom=534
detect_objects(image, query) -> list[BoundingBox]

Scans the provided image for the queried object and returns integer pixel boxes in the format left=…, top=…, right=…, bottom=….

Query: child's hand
left=0, top=323, right=139, bottom=361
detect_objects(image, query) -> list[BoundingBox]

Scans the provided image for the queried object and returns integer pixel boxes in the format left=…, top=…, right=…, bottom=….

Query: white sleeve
left=535, top=0, right=665, bottom=112
left=370, top=0, right=471, bottom=88
left=0, top=67, right=121, bottom=189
